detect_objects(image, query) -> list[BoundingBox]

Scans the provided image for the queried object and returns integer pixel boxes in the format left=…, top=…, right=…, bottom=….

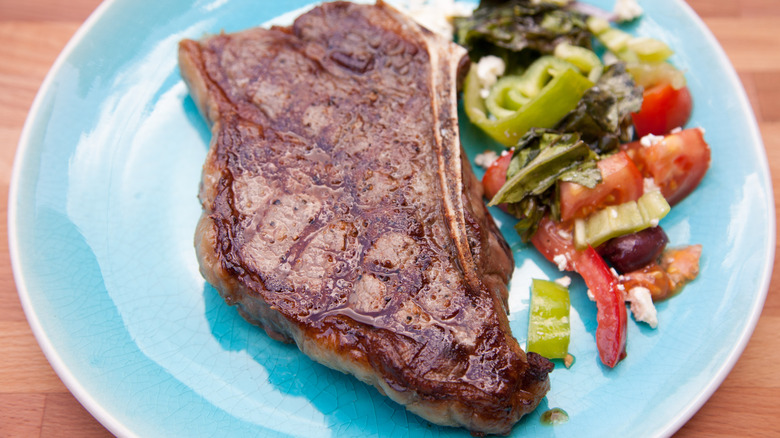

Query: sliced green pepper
left=553, top=42, right=603, bottom=82
left=527, top=279, right=571, bottom=359
left=485, top=75, right=529, bottom=119
left=485, top=56, right=578, bottom=119
left=464, top=62, right=593, bottom=146
left=514, top=56, right=580, bottom=98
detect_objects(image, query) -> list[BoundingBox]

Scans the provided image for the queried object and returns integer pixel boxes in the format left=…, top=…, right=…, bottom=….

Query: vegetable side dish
left=454, top=0, right=710, bottom=368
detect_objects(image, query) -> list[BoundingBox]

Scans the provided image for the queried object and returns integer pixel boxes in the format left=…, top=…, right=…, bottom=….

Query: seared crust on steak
left=180, top=1, right=552, bottom=434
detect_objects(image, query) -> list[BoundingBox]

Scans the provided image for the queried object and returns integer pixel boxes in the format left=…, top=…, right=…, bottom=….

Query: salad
left=453, top=0, right=710, bottom=368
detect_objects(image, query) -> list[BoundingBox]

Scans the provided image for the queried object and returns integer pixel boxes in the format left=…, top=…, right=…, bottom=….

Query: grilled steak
left=180, top=1, right=552, bottom=434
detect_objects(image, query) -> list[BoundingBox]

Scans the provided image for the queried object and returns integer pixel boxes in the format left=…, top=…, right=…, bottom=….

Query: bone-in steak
left=179, top=1, right=552, bottom=434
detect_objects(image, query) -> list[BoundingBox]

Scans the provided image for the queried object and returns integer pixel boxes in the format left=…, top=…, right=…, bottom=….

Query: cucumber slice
left=587, top=16, right=673, bottom=64
left=574, top=191, right=671, bottom=249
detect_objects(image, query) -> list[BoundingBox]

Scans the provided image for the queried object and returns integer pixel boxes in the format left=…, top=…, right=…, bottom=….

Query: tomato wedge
left=482, top=149, right=514, bottom=201
left=622, top=128, right=711, bottom=205
left=573, top=246, right=628, bottom=368
left=620, top=244, right=702, bottom=301
left=632, top=82, right=693, bottom=137
left=531, top=216, right=628, bottom=367
left=559, top=151, right=644, bottom=221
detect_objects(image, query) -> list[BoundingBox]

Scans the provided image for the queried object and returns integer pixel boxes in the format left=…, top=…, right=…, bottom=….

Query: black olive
left=597, top=226, right=669, bottom=273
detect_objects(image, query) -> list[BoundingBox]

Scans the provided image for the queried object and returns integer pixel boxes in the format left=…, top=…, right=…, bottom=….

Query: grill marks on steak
left=180, top=1, right=552, bottom=434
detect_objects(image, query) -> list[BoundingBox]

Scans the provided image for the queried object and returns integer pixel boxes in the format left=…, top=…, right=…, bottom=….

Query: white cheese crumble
left=553, top=254, right=569, bottom=271
left=400, top=0, right=475, bottom=39
left=640, top=133, right=664, bottom=147
left=475, top=55, right=506, bottom=98
left=613, top=0, right=643, bottom=22
left=627, top=286, right=658, bottom=328
left=643, top=177, right=660, bottom=194
left=670, top=126, right=682, bottom=134
left=602, top=51, right=620, bottom=66
left=586, top=289, right=596, bottom=301
left=474, top=150, right=499, bottom=169
left=555, top=276, right=572, bottom=288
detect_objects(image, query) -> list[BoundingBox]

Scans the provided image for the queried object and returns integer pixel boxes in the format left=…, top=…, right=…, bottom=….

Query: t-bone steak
left=179, top=1, right=552, bottom=434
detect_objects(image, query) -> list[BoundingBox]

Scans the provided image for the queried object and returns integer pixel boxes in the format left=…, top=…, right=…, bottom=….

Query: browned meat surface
left=179, top=1, right=552, bottom=434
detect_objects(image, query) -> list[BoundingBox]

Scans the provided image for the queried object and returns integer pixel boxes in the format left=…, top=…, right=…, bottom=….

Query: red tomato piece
left=622, top=128, right=710, bottom=206
left=573, top=246, right=628, bottom=368
left=632, top=83, right=693, bottom=137
left=531, top=216, right=628, bottom=368
left=530, top=215, right=576, bottom=268
left=559, top=151, right=644, bottom=222
left=620, top=244, right=702, bottom=302
left=481, top=149, right=514, bottom=200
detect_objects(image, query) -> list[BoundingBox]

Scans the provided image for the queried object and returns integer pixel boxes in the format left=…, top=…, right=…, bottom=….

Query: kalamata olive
left=597, top=226, right=669, bottom=273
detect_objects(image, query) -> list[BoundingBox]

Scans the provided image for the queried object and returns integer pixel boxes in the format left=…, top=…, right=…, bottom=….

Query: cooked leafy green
left=554, top=63, right=643, bottom=154
left=489, top=129, right=601, bottom=241
left=455, top=0, right=591, bottom=67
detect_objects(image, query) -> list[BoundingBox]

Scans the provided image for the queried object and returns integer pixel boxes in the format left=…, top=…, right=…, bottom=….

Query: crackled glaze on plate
left=9, top=0, right=773, bottom=437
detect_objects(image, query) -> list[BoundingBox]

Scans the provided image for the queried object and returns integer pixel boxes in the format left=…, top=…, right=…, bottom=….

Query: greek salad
left=453, top=0, right=710, bottom=368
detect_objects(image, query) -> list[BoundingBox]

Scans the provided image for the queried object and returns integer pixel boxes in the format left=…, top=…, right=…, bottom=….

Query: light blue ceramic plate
left=9, top=0, right=773, bottom=437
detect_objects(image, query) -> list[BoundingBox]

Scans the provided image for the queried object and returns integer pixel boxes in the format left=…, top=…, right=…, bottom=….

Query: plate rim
left=6, top=0, right=137, bottom=436
left=7, top=0, right=775, bottom=437
left=647, top=1, right=775, bottom=436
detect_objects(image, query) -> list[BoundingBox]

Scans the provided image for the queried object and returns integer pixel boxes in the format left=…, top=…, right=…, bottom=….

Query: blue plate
left=9, top=0, right=773, bottom=436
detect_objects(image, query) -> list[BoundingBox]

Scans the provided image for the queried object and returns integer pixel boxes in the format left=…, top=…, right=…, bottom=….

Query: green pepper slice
left=553, top=42, right=604, bottom=82
left=527, top=279, right=571, bottom=359
left=464, top=62, right=593, bottom=147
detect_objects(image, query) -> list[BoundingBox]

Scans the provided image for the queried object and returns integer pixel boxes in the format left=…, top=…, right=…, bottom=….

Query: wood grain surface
left=1, top=0, right=778, bottom=436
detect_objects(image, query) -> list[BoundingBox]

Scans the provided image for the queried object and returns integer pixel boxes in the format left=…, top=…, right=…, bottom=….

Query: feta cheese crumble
left=553, top=254, right=569, bottom=271
left=614, top=0, right=643, bottom=22
left=602, top=51, right=620, bottom=66
left=475, top=55, right=506, bottom=98
left=474, top=150, right=499, bottom=169
left=627, top=286, right=658, bottom=328
left=643, top=177, right=660, bottom=193
left=640, top=133, right=664, bottom=147
left=555, top=276, right=572, bottom=288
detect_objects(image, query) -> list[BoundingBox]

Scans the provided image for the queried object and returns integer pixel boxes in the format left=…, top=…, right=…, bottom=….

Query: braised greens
left=555, top=63, right=643, bottom=154
left=489, top=130, right=601, bottom=240
left=455, top=0, right=591, bottom=67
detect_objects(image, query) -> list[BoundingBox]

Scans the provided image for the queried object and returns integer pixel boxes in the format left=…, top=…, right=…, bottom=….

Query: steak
left=179, top=1, right=552, bottom=434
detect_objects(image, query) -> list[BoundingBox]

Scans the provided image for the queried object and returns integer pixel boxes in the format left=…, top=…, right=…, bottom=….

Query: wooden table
left=1, top=0, right=778, bottom=436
